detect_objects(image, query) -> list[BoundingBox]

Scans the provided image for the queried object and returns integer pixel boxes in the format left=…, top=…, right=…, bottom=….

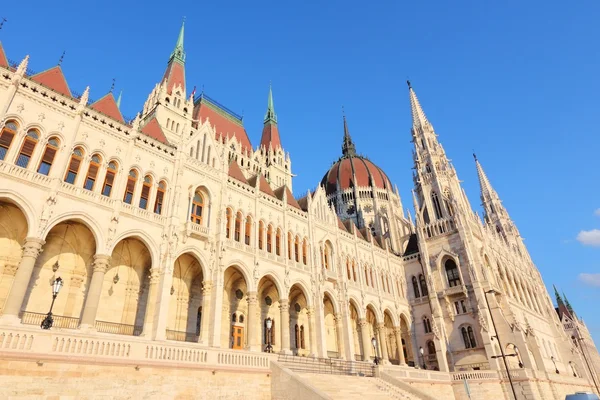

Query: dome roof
left=321, top=155, right=391, bottom=196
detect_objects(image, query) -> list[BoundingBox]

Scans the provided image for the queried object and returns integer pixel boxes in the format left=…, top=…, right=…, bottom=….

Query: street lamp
left=40, top=277, right=63, bottom=330
left=551, top=356, right=560, bottom=374
left=265, top=317, right=273, bottom=353
left=419, top=346, right=426, bottom=369
left=371, top=337, right=379, bottom=365
left=513, top=345, right=524, bottom=369
left=484, top=289, right=518, bottom=400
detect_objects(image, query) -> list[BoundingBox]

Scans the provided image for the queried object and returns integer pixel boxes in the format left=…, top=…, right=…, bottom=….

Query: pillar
left=377, top=323, right=389, bottom=363
left=142, top=268, right=160, bottom=337
left=307, top=306, right=318, bottom=357
left=280, top=300, right=291, bottom=354
left=359, top=318, right=372, bottom=361
left=63, top=273, right=85, bottom=318
left=1, top=238, right=45, bottom=323
left=247, top=291, right=260, bottom=351
left=0, top=262, right=19, bottom=313
left=79, top=254, right=110, bottom=329
left=334, top=313, right=346, bottom=359
left=394, top=327, right=407, bottom=365
left=199, top=280, right=213, bottom=345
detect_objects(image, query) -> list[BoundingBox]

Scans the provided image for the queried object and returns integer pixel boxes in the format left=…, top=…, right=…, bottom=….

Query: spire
left=341, top=111, right=356, bottom=157
left=260, top=83, right=282, bottom=150
left=554, top=285, right=564, bottom=306
left=407, top=81, right=430, bottom=130
left=116, top=90, right=122, bottom=109
left=474, top=154, right=500, bottom=206
left=563, top=292, right=575, bottom=315
left=170, top=18, right=186, bottom=63
left=161, top=19, right=186, bottom=95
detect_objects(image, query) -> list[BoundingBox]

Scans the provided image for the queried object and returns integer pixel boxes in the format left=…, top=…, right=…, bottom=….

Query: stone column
left=359, top=319, right=372, bottom=361
left=63, top=273, right=85, bottom=318
left=199, top=280, right=213, bottom=345
left=0, top=262, right=19, bottom=314
left=334, top=313, right=345, bottom=359
left=280, top=300, right=291, bottom=354
left=307, top=306, right=318, bottom=357
left=394, top=327, right=407, bottom=365
left=79, top=254, right=110, bottom=329
left=1, top=238, right=45, bottom=323
left=142, top=268, right=160, bottom=336
left=246, top=291, right=260, bottom=351
left=377, top=323, right=389, bottom=363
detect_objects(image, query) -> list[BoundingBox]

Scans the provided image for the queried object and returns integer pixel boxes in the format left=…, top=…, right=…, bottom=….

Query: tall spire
left=260, top=83, right=282, bottom=150
left=162, top=19, right=186, bottom=95
left=170, top=18, right=186, bottom=63
left=264, top=82, right=277, bottom=123
left=407, top=80, right=431, bottom=130
left=341, top=111, right=356, bottom=157
left=474, top=154, right=500, bottom=209
left=554, top=285, right=564, bottom=306
left=563, top=292, right=575, bottom=315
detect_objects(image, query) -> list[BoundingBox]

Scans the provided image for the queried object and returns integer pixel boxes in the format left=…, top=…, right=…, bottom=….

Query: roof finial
left=341, top=110, right=356, bottom=157
left=110, top=78, right=115, bottom=93
left=58, top=51, right=65, bottom=66
left=0, top=17, right=7, bottom=30
left=406, top=79, right=411, bottom=89
left=116, top=90, right=122, bottom=108
left=473, top=152, right=477, bottom=161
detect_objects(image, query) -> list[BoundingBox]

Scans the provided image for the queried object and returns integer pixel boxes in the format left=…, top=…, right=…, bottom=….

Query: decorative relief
left=57, top=121, right=65, bottom=131
left=99, top=139, right=106, bottom=147
left=38, top=192, right=57, bottom=236
left=116, top=147, right=122, bottom=155
left=163, top=166, right=169, bottom=175
left=38, top=113, right=45, bottom=122
left=135, top=154, right=141, bottom=163
left=105, top=211, right=120, bottom=252
left=16, top=103, right=24, bottom=113
left=81, top=132, right=89, bottom=141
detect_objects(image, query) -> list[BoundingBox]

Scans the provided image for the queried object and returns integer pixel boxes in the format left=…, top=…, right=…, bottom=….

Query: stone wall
left=270, top=361, right=330, bottom=400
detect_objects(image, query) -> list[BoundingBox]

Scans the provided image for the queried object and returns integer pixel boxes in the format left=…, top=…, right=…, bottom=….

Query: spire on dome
left=408, top=81, right=430, bottom=130
left=341, top=111, right=356, bottom=157
left=260, top=83, right=282, bottom=150
left=161, top=19, right=186, bottom=95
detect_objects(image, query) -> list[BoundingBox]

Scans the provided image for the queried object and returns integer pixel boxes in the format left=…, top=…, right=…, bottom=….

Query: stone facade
left=0, top=21, right=598, bottom=399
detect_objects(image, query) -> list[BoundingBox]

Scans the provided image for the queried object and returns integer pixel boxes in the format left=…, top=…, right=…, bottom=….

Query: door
left=232, top=326, right=244, bottom=349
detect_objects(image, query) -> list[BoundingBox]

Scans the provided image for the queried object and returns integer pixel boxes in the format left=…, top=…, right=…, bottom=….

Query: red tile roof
left=0, top=42, right=8, bottom=69
left=260, top=121, right=281, bottom=150
left=258, top=175, right=275, bottom=197
left=284, top=186, right=301, bottom=209
left=193, top=98, right=252, bottom=153
left=337, top=217, right=347, bottom=231
left=355, top=227, right=365, bottom=240
left=90, top=93, right=124, bottom=123
left=162, top=60, right=185, bottom=95
left=141, top=117, right=169, bottom=144
left=321, top=155, right=391, bottom=195
left=228, top=160, right=248, bottom=184
left=30, top=66, right=72, bottom=98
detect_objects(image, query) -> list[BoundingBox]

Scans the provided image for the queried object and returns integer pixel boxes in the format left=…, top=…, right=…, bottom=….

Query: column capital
left=279, top=300, right=290, bottom=313
left=247, top=291, right=258, bottom=304
left=358, top=318, right=368, bottom=328
left=22, top=237, right=45, bottom=258
left=70, top=273, right=85, bottom=288
left=149, top=268, right=160, bottom=284
left=92, top=254, right=111, bottom=273
left=334, top=313, right=343, bottom=324
left=306, top=306, right=315, bottom=317
left=2, top=263, right=18, bottom=276
left=392, top=326, right=402, bottom=335
left=202, top=280, right=214, bottom=293
left=377, top=322, right=386, bottom=331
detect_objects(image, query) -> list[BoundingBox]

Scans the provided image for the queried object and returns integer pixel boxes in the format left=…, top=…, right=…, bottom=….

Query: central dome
left=320, top=115, right=391, bottom=196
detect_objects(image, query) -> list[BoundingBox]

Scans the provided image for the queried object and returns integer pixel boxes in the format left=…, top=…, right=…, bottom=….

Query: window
left=0, top=121, right=18, bottom=161
left=432, top=192, right=442, bottom=219
left=324, top=245, right=331, bottom=270
left=370, top=269, right=375, bottom=288
left=347, top=260, right=352, bottom=280
left=139, top=175, right=152, bottom=209
left=258, top=221, right=264, bottom=250
left=461, top=326, right=477, bottom=349
left=419, top=274, right=428, bottom=296
left=245, top=216, right=252, bottom=245
left=365, top=266, right=370, bottom=286
left=123, top=169, right=138, bottom=204
left=294, top=236, right=300, bottom=262
left=275, top=229, right=282, bottom=255
left=154, top=181, right=166, bottom=214
left=235, top=212, right=242, bottom=242
left=102, top=161, right=117, bottom=197
left=427, top=340, right=436, bottom=355
left=352, top=261, right=357, bottom=282
left=423, top=317, right=432, bottom=334
left=445, top=259, right=461, bottom=287
left=302, top=239, right=308, bottom=265
left=295, top=324, right=300, bottom=349
left=84, top=154, right=102, bottom=191
left=454, top=300, right=468, bottom=315
left=288, top=233, right=293, bottom=260
left=300, top=325, right=305, bottom=349
left=266, top=225, right=274, bottom=252
left=412, top=276, right=420, bottom=298
left=16, top=129, right=39, bottom=168
left=190, top=192, right=205, bottom=225
left=37, top=137, right=60, bottom=175
left=225, top=209, right=232, bottom=239
left=64, top=147, right=84, bottom=184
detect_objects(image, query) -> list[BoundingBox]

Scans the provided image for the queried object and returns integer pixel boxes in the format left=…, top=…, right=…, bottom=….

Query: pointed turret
left=563, top=292, right=575, bottom=316
left=259, top=84, right=282, bottom=150
left=341, top=113, right=356, bottom=157
left=554, top=285, right=564, bottom=307
left=407, top=80, right=431, bottom=130
left=162, top=20, right=186, bottom=95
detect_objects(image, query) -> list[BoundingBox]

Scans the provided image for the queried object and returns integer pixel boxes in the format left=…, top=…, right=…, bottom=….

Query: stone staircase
left=295, top=372, right=424, bottom=399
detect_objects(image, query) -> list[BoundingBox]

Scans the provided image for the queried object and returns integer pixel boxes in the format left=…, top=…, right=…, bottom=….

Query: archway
left=222, top=265, right=248, bottom=349
left=96, top=237, right=151, bottom=335
left=289, top=283, right=310, bottom=356
left=349, top=300, right=363, bottom=360
left=258, top=275, right=281, bottom=353
left=366, top=306, right=379, bottom=360
left=400, top=314, right=414, bottom=366
left=383, top=311, right=396, bottom=364
left=166, top=253, right=204, bottom=342
left=22, top=221, right=96, bottom=327
left=323, top=292, right=340, bottom=358
left=0, top=200, right=28, bottom=312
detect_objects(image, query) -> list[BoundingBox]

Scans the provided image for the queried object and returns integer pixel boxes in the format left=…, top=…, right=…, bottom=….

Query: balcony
left=186, top=221, right=209, bottom=239
left=440, top=284, right=467, bottom=298
left=95, top=320, right=143, bottom=336
left=20, top=311, right=79, bottom=330
left=166, top=329, right=199, bottom=343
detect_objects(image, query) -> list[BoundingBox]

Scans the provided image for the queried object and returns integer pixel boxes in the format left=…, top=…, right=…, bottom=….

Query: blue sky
left=2, top=1, right=599, bottom=340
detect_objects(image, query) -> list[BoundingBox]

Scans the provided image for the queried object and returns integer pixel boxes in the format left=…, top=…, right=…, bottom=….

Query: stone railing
left=451, top=370, right=499, bottom=381
left=166, top=329, right=199, bottom=343
left=422, top=217, right=456, bottom=239
left=0, top=325, right=275, bottom=371
left=20, top=311, right=80, bottom=330
left=382, top=364, right=451, bottom=382
left=95, top=320, right=143, bottom=336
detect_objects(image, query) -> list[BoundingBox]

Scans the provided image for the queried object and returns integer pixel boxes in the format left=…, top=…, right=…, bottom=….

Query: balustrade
left=95, top=320, right=142, bottom=336
left=21, top=311, right=79, bottom=330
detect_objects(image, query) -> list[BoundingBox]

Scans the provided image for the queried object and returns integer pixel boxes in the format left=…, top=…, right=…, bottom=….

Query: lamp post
left=513, top=345, right=524, bottom=369
left=484, top=289, right=518, bottom=400
left=265, top=317, right=273, bottom=353
left=574, top=325, right=600, bottom=395
left=371, top=337, right=379, bottom=365
left=551, top=356, right=560, bottom=374
left=40, top=277, right=63, bottom=330
left=419, top=346, right=426, bottom=369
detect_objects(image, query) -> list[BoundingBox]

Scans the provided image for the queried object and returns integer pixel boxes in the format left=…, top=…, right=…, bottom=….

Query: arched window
left=84, top=154, right=102, bottom=191
left=190, top=192, right=205, bottom=225
left=365, top=266, right=370, bottom=286
left=288, top=233, right=293, bottom=260
left=232, top=313, right=237, bottom=323
left=370, top=268, right=375, bottom=288
left=324, top=244, right=331, bottom=270
left=294, top=236, right=300, bottom=262
left=235, top=212, right=242, bottom=242
left=461, top=326, right=477, bottom=349
left=225, top=208, right=232, bottom=239
left=258, top=221, right=265, bottom=250
left=267, top=225, right=273, bottom=252
left=15, top=129, right=39, bottom=168
left=123, top=169, right=138, bottom=204
left=302, top=239, right=308, bottom=265
left=102, top=161, right=118, bottom=197
left=352, top=261, right=357, bottom=282
left=427, top=340, right=436, bottom=355
left=139, top=175, right=152, bottom=209
left=300, top=325, right=305, bottom=349
left=295, top=324, right=300, bottom=349
left=412, top=276, right=420, bottom=298
left=346, top=260, right=352, bottom=280
left=445, top=259, right=461, bottom=287
left=419, top=274, right=428, bottom=296
left=37, top=137, right=60, bottom=175
left=154, top=181, right=166, bottom=214
left=64, top=147, right=84, bottom=184
left=275, top=228, right=282, bottom=256
left=432, top=192, right=442, bottom=219
left=0, top=121, right=18, bottom=161
left=245, top=216, right=252, bottom=245
left=423, top=317, right=432, bottom=334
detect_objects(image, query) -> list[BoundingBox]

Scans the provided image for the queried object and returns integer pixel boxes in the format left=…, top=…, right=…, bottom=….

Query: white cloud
left=576, top=229, right=600, bottom=247
left=594, top=209, right=600, bottom=217
left=579, top=273, right=600, bottom=288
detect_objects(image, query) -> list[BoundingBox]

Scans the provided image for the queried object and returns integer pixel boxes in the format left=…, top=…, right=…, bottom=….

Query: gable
left=30, top=66, right=72, bottom=98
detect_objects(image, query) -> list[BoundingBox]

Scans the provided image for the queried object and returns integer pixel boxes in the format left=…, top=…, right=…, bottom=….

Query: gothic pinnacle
left=341, top=111, right=356, bottom=157
left=408, top=83, right=430, bottom=130
left=264, top=82, right=277, bottom=123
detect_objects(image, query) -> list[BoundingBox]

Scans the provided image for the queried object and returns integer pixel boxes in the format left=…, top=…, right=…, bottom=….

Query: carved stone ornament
left=57, top=121, right=65, bottom=131
left=253, top=262, right=260, bottom=285
left=38, top=193, right=57, bottom=236
left=284, top=267, right=291, bottom=292
left=38, top=113, right=46, bottom=122
left=116, top=146, right=122, bottom=155
left=478, top=308, right=489, bottom=332
left=16, top=103, right=24, bottom=113
left=431, top=318, right=440, bottom=339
